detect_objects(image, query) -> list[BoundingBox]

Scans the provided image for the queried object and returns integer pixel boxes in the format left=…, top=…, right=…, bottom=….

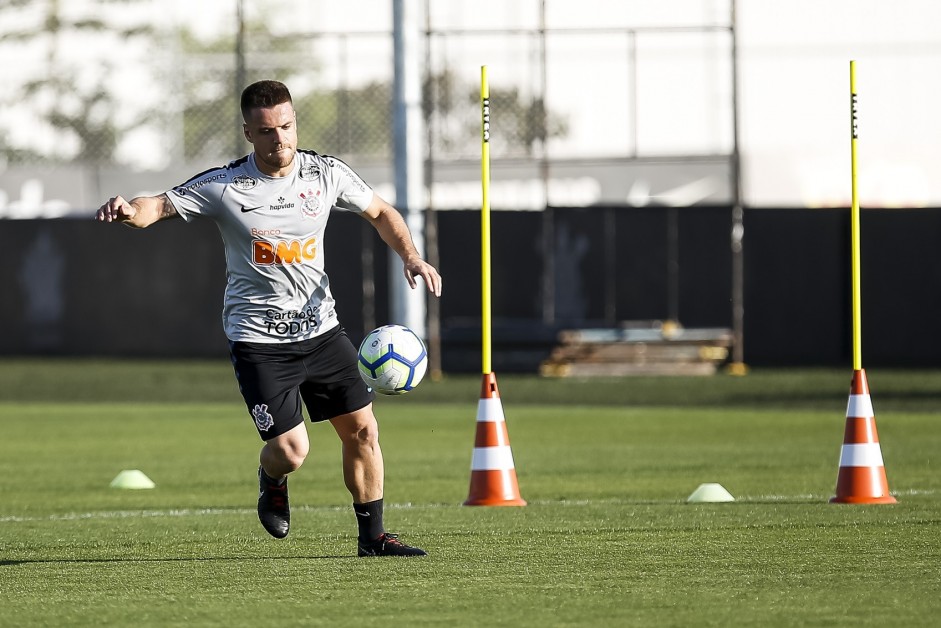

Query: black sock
left=353, top=499, right=385, bottom=542
left=260, top=467, right=285, bottom=486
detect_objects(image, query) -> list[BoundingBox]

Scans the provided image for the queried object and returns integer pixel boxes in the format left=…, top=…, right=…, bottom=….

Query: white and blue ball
left=357, top=325, right=428, bottom=395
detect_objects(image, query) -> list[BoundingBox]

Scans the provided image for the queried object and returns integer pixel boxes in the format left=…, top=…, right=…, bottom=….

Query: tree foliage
left=0, top=0, right=160, bottom=166
left=0, top=1, right=568, bottom=167
left=423, top=68, right=568, bottom=158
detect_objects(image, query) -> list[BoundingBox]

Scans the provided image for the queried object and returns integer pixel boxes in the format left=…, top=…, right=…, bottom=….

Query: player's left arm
left=362, top=193, right=442, bottom=297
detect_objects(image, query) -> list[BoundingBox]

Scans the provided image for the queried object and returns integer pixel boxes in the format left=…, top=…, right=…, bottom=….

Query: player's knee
left=268, top=436, right=309, bottom=471
left=332, top=408, right=380, bottom=451
left=359, top=422, right=380, bottom=447
left=346, top=421, right=380, bottom=450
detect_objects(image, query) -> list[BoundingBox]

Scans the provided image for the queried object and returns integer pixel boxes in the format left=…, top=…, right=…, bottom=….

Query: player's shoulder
left=315, top=152, right=367, bottom=185
left=297, top=150, right=364, bottom=181
left=171, top=156, right=254, bottom=196
left=296, top=149, right=346, bottom=171
left=297, top=149, right=323, bottom=163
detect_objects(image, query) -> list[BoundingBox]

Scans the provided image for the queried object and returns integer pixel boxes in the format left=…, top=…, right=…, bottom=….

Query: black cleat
left=257, top=466, right=290, bottom=539
left=357, top=533, right=427, bottom=557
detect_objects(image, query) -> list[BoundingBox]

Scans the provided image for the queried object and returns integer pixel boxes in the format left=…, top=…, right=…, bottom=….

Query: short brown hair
left=240, top=80, right=293, bottom=120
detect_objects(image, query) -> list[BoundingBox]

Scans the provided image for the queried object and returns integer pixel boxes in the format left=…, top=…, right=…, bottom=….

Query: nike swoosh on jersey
left=240, top=205, right=264, bottom=213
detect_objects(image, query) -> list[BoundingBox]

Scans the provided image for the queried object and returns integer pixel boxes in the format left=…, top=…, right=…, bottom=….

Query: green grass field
left=1, top=360, right=940, bottom=626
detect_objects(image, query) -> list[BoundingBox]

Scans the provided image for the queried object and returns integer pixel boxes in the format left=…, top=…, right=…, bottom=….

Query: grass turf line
left=1, top=362, right=940, bottom=626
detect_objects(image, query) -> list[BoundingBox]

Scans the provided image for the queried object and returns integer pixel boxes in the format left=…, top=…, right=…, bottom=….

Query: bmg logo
left=252, top=237, right=317, bottom=265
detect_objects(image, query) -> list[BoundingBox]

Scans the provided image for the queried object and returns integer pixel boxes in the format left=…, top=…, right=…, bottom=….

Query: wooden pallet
left=540, top=322, right=733, bottom=377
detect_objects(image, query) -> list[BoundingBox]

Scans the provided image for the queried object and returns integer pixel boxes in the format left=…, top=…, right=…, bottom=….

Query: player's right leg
left=257, top=423, right=309, bottom=539
left=260, top=422, right=310, bottom=478
left=229, top=340, right=310, bottom=539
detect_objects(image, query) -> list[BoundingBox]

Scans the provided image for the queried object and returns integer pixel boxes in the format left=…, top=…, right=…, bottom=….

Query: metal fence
left=0, top=0, right=736, bottom=216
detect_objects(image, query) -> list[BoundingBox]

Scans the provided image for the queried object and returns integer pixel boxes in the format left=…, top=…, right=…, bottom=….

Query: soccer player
left=96, top=80, right=442, bottom=557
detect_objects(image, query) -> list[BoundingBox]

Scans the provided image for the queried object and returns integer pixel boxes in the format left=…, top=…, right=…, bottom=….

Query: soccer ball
left=357, top=325, right=428, bottom=395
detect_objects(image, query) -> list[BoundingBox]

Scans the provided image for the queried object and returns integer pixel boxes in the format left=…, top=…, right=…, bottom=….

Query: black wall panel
left=3, top=206, right=940, bottom=370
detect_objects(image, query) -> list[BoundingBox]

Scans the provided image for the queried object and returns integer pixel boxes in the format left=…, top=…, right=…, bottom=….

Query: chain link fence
left=0, top=0, right=735, bottom=216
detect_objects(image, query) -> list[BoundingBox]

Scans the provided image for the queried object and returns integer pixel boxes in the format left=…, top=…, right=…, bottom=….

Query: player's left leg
left=330, top=407, right=426, bottom=557
left=331, top=404, right=383, bottom=502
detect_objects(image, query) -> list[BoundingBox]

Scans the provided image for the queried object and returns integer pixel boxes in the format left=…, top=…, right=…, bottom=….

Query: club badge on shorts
left=252, top=404, right=275, bottom=432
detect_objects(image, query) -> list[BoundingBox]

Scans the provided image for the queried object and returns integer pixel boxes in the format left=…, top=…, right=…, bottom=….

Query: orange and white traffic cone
left=463, top=372, right=526, bottom=506
left=830, top=369, right=896, bottom=504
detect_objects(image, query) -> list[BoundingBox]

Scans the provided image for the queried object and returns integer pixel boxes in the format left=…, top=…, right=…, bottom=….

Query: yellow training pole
left=849, top=60, right=862, bottom=371
left=464, top=66, right=526, bottom=507
left=481, top=65, right=492, bottom=375
left=830, top=61, right=895, bottom=505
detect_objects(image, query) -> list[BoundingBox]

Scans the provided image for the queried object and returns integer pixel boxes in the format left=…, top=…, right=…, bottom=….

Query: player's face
left=243, top=102, right=298, bottom=176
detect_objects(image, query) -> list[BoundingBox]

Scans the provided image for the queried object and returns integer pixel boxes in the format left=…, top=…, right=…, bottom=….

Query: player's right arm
left=95, top=193, right=178, bottom=228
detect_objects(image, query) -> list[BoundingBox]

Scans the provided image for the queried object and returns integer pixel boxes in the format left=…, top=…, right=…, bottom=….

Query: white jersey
left=167, top=150, right=374, bottom=343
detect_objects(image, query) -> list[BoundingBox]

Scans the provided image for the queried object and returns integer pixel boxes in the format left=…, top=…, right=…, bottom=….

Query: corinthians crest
left=298, top=188, right=324, bottom=219
left=252, top=404, right=274, bottom=432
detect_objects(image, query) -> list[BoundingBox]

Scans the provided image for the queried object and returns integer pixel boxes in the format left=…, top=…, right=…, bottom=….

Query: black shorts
left=229, top=326, right=375, bottom=440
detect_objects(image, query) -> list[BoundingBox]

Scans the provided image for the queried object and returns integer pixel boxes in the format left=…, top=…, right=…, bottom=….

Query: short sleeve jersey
left=167, top=150, right=374, bottom=343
